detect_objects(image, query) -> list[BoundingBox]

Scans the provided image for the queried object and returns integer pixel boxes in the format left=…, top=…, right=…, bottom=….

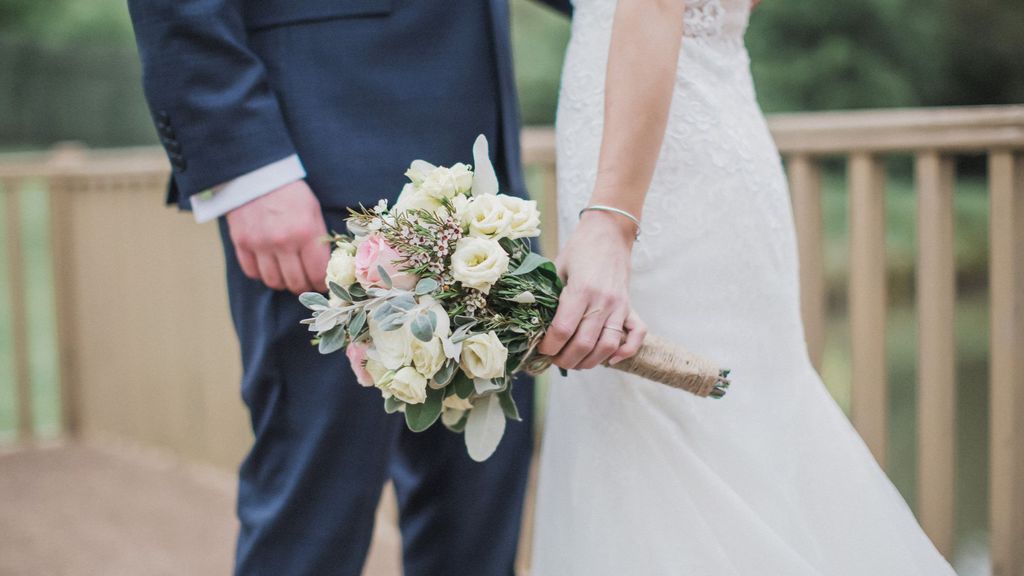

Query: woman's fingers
left=552, top=304, right=612, bottom=369
left=538, top=290, right=588, bottom=356
left=609, top=309, right=648, bottom=365
left=576, top=306, right=628, bottom=369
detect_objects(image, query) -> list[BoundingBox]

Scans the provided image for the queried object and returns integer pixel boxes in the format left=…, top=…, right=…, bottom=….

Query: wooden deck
left=0, top=442, right=402, bottom=575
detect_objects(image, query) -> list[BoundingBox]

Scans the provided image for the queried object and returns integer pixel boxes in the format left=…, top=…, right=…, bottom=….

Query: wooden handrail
left=0, top=105, right=1022, bottom=572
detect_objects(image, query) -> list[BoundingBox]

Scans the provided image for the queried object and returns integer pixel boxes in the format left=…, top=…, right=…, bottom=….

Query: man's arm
left=128, top=0, right=330, bottom=294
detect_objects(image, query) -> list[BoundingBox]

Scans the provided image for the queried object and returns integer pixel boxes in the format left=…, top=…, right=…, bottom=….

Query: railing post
left=914, top=151, right=957, bottom=558
left=47, top=143, right=87, bottom=437
left=848, top=153, right=889, bottom=469
left=2, top=177, right=33, bottom=442
left=988, top=150, right=1024, bottom=576
left=787, top=154, right=826, bottom=371
left=540, top=164, right=559, bottom=259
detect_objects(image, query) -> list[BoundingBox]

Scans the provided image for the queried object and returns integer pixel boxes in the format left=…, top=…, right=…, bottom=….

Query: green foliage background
left=1, top=0, right=1022, bottom=146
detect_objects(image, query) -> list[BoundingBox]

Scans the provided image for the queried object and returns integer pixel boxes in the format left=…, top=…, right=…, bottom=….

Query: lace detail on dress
left=683, top=0, right=725, bottom=38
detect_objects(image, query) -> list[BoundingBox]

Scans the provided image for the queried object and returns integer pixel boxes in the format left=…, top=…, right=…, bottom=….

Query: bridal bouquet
left=300, top=136, right=729, bottom=461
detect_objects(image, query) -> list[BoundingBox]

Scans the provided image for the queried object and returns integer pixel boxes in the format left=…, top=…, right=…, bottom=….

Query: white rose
left=393, top=183, right=442, bottom=215
left=368, top=318, right=414, bottom=370
left=450, top=237, right=510, bottom=294
left=462, top=194, right=513, bottom=239
left=447, top=193, right=471, bottom=220
left=387, top=366, right=429, bottom=405
left=499, top=195, right=542, bottom=239
left=460, top=331, right=508, bottom=380
left=412, top=337, right=447, bottom=379
left=326, top=246, right=357, bottom=288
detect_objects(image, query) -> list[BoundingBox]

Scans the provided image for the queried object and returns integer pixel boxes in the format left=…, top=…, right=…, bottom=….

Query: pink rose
left=354, top=233, right=419, bottom=290
left=346, top=341, right=374, bottom=387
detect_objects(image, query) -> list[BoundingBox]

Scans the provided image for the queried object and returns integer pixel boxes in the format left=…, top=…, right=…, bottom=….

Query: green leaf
left=410, top=312, right=435, bottom=342
left=404, top=386, right=444, bottom=432
left=432, top=360, right=458, bottom=388
left=299, top=292, right=330, bottom=309
left=384, top=395, right=404, bottom=414
left=415, top=278, right=439, bottom=295
left=510, top=252, right=550, bottom=276
left=453, top=372, right=475, bottom=399
left=318, top=326, right=346, bottom=354
left=465, top=394, right=506, bottom=462
left=348, top=284, right=367, bottom=299
left=348, top=310, right=366, bottom=339
left=377, top=265, right=393, bottom=289
left=329, top=282, right=351, bottom=302
left=498, top=389, right=521, bottom=421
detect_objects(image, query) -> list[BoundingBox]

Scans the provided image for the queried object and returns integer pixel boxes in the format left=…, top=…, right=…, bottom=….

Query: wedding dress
left=532, top=1, right=958, bottom=574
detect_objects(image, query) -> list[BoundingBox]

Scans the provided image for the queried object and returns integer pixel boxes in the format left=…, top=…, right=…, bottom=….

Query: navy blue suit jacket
left=128, top=0, right=571, bottom=211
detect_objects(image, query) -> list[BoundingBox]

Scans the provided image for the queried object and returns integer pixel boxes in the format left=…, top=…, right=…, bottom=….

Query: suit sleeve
left=127, top=0, right=297, bottom=200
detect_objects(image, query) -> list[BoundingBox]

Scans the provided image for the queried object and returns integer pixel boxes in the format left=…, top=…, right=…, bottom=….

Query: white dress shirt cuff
left=190, top=154, right=307, bottom=223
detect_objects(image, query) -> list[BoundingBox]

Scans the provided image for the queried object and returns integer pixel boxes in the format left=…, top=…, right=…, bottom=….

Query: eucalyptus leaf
left=318, top=326, right=346, bottom=355
left=372, top=303, right=395, bottom=322
left=348, top=284, right=367, bottom=299
left=432, top=360, right=458, bottom=388
left=464, top=394, right=506, bottom=462
left=404, top=387, right=444, bottom=432
left=410, top=313, right=435, bottom=343
left=510, top=253, right=550, bottom=276
left=453, top=372, right=475, bottom=399
left=415, top=278, right=439, bottom=295
left=384, top=395, right=404, bottom=414
left=390, top=293, right=417, bottom=311
left=474, top=378, right=501, bottom=395
left=377, top=265, right=393, bottom=289
left=348, top=309, right=367, bottom=339
left=498, top=389, right=521, bottom=422
left=329, top=282, right=351, bottom=302
left=299, top=292, right=330, bottom=310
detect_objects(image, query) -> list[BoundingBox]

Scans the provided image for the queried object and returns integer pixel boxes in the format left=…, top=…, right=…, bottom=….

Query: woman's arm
left=538, top=0, right=685, bottom=369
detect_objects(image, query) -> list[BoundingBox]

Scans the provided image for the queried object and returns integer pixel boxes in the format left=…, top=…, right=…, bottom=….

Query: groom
left=127, top=1, right=570, bottom=575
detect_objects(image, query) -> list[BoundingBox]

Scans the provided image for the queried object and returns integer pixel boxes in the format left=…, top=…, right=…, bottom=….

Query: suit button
left=165, top=140, right=181, bottom=153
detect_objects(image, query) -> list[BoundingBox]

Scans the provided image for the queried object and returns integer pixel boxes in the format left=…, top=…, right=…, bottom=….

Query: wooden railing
left=2, top=106, right=1023, bottom=574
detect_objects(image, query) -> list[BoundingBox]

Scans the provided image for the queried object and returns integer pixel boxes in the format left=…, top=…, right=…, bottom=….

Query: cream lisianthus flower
left=387, top=366, right=429, bottom=405
left=450, top=237, right=510, bottom=294
left=368, top=318, right=414, bottom=370
left=462, top=194, right=513, bottom=239
left=460, top=331, right=508, bottom=380
left=393, top=182, right=442, bottom=215
left=326, top=245, right=357, bottom=288
left=412, top=337, right=447, bottom=379
left=416, top=164, right=474, bottom=200
left=364, top=357, right=389, bottom=386
left=441, top=394, right=474, bottom=427
left=499, top=195, right=542, bottom=239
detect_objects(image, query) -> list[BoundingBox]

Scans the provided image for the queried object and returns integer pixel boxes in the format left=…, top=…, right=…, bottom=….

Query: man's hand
left=225, top=180, right=330, bottom=294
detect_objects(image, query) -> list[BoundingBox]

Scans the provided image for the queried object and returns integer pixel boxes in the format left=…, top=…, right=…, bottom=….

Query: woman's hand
left=538, top=211, right=648, bottom=369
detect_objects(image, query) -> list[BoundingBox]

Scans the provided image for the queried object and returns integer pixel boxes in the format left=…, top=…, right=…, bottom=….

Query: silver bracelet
left=578, top=205, right=642, bottom=240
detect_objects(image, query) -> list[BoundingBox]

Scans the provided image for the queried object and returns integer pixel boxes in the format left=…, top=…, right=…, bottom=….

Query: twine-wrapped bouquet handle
left=524, top=334, right=731, bottom=398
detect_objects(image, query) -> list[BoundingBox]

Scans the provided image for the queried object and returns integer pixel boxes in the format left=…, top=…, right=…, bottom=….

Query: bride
left=531, top=0, right=958, bottom=574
